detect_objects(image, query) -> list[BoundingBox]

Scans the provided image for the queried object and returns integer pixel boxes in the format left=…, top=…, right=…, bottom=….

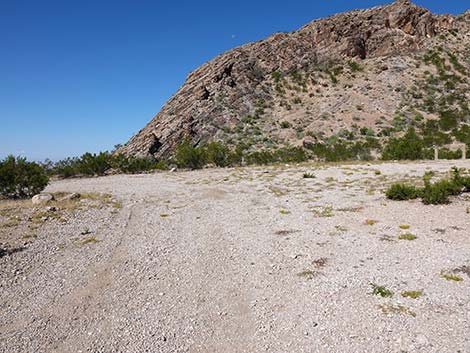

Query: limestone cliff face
left=119, top=0, right=465, bottom=158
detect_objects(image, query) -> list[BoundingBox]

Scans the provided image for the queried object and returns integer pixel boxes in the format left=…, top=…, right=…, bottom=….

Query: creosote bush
left=50, top=152, right=166, bottom=178
left=385, top=183, right=419, bottom=201
left=385, top=167, right=470, bottom=205
left=381, top=128, right=424, bottom=161
left=174, top=140, right=208, bottom=170
left=0, top=156, right=49, bottom=199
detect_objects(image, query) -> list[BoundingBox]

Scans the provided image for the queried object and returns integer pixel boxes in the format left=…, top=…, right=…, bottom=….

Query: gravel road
left=1, top=160, right=469, bottom=352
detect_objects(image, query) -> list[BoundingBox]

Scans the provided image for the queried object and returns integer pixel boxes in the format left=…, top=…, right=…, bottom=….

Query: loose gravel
left=1, top=160, right=469, bottom=352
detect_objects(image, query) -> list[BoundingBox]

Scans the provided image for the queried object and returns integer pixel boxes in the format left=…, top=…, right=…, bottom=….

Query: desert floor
left=1, top=160, right=469, bottom=353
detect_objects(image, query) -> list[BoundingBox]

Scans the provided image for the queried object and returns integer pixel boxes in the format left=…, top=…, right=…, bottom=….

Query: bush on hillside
left=0, top=156, right=49, bottom=199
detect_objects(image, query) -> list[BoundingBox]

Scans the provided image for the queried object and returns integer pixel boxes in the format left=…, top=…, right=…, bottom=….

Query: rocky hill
left=119, top=0, right=470, bottom=160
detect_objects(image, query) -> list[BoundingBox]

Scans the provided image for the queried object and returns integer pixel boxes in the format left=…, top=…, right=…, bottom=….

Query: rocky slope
left=119, top=0, right=470, bottom=159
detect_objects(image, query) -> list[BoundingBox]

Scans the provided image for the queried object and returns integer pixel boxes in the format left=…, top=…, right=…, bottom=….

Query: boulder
left=32, top=193, right=54, bottom=205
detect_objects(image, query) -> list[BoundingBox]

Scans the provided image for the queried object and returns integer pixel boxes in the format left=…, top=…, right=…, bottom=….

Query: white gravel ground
left=1, top=160, right=469, bottom=352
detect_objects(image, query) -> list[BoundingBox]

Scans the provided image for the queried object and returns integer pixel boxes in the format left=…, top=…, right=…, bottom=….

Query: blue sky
left=1, top=0, right=468, bottom=160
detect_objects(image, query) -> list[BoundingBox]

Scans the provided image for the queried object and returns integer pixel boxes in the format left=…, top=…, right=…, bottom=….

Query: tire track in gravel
left=49, top=202, right=138, bottom=353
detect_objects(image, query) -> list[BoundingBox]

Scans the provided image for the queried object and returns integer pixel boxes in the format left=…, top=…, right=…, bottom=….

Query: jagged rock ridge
left=119, top=0, right=468, bottom=159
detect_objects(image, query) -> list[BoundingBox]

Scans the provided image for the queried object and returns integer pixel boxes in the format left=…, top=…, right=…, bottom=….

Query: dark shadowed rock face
left=119, top=0, right=462, bottom=159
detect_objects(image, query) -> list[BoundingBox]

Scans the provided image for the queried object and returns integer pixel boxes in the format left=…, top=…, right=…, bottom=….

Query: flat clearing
left=1, top=160, right=469, bottom=352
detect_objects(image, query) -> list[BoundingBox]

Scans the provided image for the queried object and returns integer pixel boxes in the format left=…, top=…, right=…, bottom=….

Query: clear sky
left=1, top=0, right=468, bottom=160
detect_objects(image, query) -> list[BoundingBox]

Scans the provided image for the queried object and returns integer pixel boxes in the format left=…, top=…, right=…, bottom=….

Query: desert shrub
left=307, top=141, right=372, bottom=162
left=385, top=168, right=470, bottom=205
left=245, top=147, right=308, bottom=165
left=174, top=140, right=207, bottom=169
left=111, top=154, right=163, bottom=174
left=420, top=179, right=455, bottom=205
left=451, top=167, right=470, bottom=190
left=274, top=147, right=308, bottom=163
left=280, top=121, right=291, bottom=129
left=52, top=157, right=79, bottom=178
left=76, top=152, right=112, bottom=176
left=206, top=142, right=230, bottom=167
left=52, top=153, right=164, bottom=178
left=245, top=150, right=275, bottom=165
left=0, top=156, right=49, bottom=199
left=382, top=128, right=424, bottom=160
left=452, top=125, right=470, bottom=144
left=271, top=70, right=283, bottom=83
left=438, top=148, right=462, bottom=160
left=420, top=120, right=445, bottom=145
left=438, top=110, right=459, bottom=131
left=385, top=183, right=419, bottom=201
left=348, top=60, right=363, bottom=72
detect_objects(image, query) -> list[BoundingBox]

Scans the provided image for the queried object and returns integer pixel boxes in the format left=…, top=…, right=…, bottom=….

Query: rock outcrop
left=119, top=0, right=466, bottom=159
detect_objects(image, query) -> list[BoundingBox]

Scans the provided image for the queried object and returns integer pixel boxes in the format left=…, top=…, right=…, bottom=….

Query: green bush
left=206, top=142, right=230, bottom=167
left=0, top=156, right=49, bottom=199
left=52, top=153, right=165, bottom=178
left=438, top=148, right=462, bottom=160
left=385, top=168, right=470, bottom=205
left=348, top=60, right=364, bottom=72
left=52, top=157, right=79, bottom=178
left=385, top=183, right=419, bottom=201
left=245, top=147, right=308, bottom=165
left=382, top=128, right=424, bottom=160
left=174, top=140, right=207, bottom=169
left=421, top=179, right=455, bottom=205
left=280, top=121, right=291, bottom=129
left=76, top=152, right=112, bottom=176
left=111, top=154, right=164, bottom=174
left=307, top=141, right=372, bottom=162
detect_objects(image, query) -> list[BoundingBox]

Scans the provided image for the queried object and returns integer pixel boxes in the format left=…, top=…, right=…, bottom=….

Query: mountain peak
left=119, top=1, right=467, bottom=160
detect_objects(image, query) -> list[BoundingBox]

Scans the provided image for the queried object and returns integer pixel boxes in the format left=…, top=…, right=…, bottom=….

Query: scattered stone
left=32, top=193, right=54, bottom=205
left=59, top=193, right=81, bottom=201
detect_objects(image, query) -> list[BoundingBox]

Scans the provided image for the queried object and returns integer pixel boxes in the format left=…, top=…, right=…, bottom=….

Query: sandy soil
left=1, top=160, right=469, bottom=352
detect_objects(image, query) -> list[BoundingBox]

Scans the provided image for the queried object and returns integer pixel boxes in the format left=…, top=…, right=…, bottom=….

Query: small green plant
left=303, top=173, right=316, bottom=179
left=297, top=270, right=317, bottom=280
left=401, top=290, right=423, bottom=299
left=348, top=60, right=364, bottom=72
left=385, top=183, right=419, bottom=201
left=365, top=219, right=377, bottom=226
left=374, top=170, right=381, bottom=175
left=440, top=272, right=463, bottom=282
left=280, top=121, right=291, bottom=129
left=160, top=214, right=169, bottom=218
left=371, top=283, right=393, bottom=298
left=313, top=206, right=334, bottom=218
left=279, top=209, right=291, bottom=215
left=399, top=233, right=417, bottom=241
left=399, top=224, right=411, bottom=230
